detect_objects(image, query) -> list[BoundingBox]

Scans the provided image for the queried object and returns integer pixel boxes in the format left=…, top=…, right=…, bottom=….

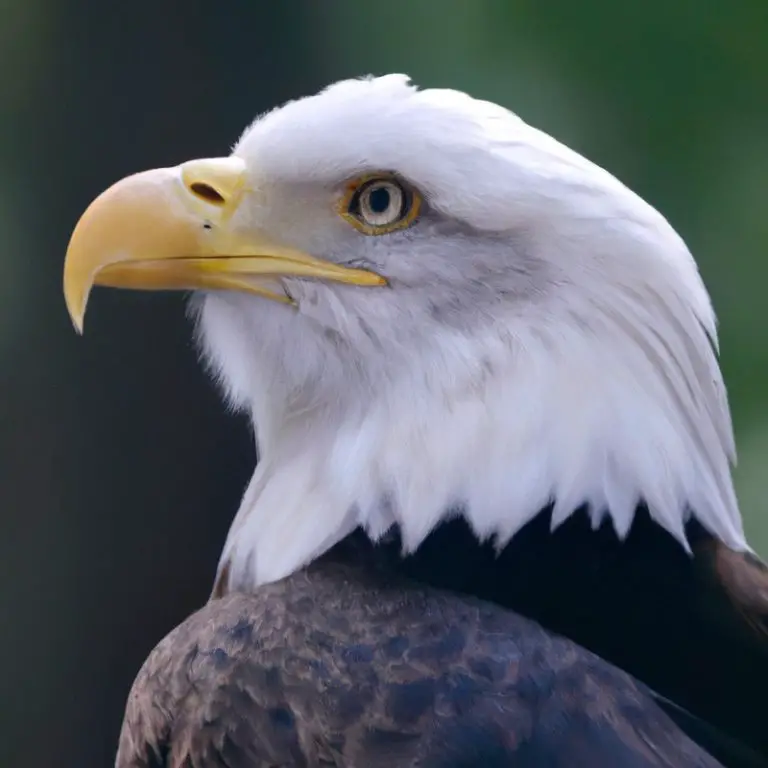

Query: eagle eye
left=339, top=174, right=421, bottom=235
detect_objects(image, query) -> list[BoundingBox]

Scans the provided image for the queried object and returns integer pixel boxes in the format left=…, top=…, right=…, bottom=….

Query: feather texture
left=189, top=75, right=746, bottom=591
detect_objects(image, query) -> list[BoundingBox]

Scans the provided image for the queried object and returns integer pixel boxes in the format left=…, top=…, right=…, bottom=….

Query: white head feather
left=191, top=74, right=748, bottom=592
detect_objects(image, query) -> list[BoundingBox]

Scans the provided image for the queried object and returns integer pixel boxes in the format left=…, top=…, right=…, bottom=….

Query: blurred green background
left=1, top=1, right=766, bottom=765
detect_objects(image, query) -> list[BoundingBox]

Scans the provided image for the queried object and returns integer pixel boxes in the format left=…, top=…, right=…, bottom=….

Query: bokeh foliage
left=1, top=2, right=765, bottom=765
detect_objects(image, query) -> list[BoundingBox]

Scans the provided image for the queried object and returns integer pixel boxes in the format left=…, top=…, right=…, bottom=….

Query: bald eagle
left=64, top=76, right=768, bottom=767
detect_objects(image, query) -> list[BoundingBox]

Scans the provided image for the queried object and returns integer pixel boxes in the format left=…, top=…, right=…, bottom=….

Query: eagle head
left=63, top=75, right=746, bottom=592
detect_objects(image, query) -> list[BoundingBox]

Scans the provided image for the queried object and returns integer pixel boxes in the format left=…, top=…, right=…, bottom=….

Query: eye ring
left=338, top=174, right=421, bottom=235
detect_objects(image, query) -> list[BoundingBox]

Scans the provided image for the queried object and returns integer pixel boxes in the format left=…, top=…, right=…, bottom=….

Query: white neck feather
left=195, top=234, right=748, bottom=592
left=183, top=76, right=750, bottom=593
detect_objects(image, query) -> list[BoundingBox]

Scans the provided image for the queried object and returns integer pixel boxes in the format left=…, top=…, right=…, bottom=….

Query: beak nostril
left=189, top=182, right=226, bottom=205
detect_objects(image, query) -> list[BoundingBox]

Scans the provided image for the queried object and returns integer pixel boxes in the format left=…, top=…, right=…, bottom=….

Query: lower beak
left=63, top=156, right=386, bottom=332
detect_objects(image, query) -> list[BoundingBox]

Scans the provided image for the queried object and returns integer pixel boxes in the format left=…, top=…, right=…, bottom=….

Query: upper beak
left=63, top=156, right=386, bottom=332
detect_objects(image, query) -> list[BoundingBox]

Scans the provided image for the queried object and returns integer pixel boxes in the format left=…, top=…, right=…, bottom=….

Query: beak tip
left=64, top=293, right=86, bottom=335
left=63, top=267, right=90, bottom=335
left=67, top=309, right=85, bottom=335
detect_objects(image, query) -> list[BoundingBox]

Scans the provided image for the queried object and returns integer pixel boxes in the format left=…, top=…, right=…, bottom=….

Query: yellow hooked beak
left=63, top=156, right=386, bottom=332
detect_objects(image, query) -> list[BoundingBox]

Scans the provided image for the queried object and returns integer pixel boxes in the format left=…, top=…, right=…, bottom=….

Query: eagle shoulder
left=116, top=561, right=722, bottom=768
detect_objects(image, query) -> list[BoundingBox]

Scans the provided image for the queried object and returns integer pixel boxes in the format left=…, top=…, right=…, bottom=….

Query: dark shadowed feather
left=375, top=507, right=768, bottom=767
left=117, top=547, right=723, bottom=768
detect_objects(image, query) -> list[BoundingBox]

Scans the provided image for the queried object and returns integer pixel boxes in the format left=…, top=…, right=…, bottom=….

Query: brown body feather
left=116, top=508, right=768, bottom=768
left=117, top=551, right=723, bottom=768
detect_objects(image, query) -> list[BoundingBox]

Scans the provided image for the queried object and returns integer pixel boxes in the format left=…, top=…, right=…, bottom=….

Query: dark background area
left=1, top=2, right=766, bottom=765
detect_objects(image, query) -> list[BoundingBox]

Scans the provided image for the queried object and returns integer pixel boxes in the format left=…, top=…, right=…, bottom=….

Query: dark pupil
left=367, top=186, right=392, bottom=215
